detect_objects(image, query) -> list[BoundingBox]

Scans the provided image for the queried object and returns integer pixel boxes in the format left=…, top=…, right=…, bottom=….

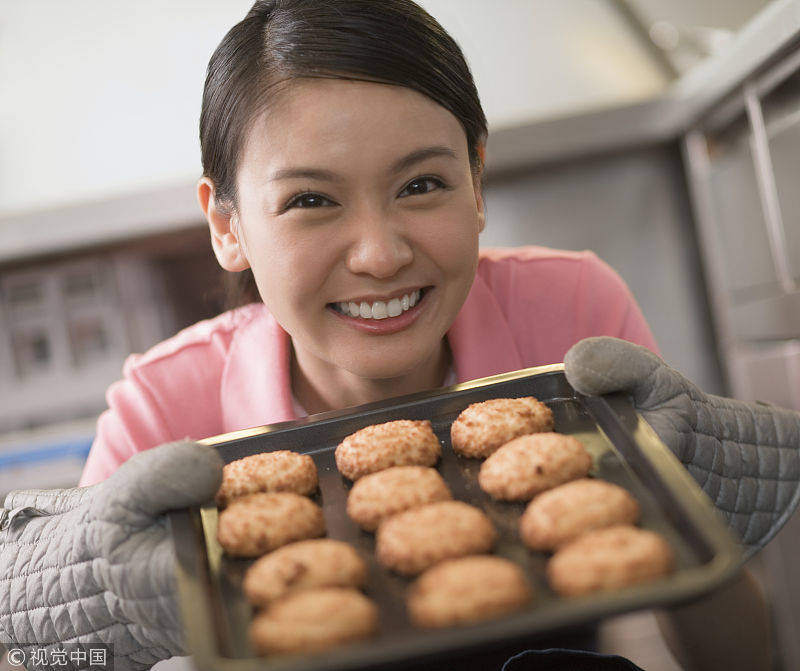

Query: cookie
left=243, top=539, right=368, bottom=607
left=216, top=450, right=319, bottom=506
left=450, top=396, right=554, bottom=458
left=478, top=432, right=592, bottom=501
left=216, top=492, right=325, bottom=557
left=347, top=466, right=452, bottom=531
left=546, top=525, right=674, bottom=597
left=407, top=555, right=533, bottom=629
left=520, top=478, right=640, bottom=551
left=375, top=500, right=497, bottom=575
left=335, top=419, right=441, bottom=481
left=249, top=587, right=379, bottom=655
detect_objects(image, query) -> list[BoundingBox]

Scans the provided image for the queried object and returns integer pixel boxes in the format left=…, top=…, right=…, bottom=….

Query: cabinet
left=0, top=228, right=223, bottom=434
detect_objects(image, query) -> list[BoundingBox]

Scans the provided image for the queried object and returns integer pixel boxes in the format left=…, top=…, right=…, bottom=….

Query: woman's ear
left=474, top=178, right=486, bottom=234
left=198, top=178, right=250, bottom=271
left=473, top=147, right=486, bottom=233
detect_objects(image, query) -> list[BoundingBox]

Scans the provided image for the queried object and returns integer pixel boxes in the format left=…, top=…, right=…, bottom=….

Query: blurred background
left=1, top=1, right=799, bottom=669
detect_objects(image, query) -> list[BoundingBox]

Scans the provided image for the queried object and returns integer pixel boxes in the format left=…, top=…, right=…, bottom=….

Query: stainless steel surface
left=744, top=83, right=797, bottom=293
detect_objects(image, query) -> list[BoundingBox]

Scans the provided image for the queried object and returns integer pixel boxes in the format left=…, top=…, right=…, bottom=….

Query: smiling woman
left=203, top=78, right=484, bottom=412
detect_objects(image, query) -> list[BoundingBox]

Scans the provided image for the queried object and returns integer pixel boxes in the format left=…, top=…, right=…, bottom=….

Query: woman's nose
left=345, top=214, right=413, bottom=278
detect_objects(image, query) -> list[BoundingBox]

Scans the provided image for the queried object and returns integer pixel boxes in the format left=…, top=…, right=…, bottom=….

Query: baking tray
left=169, top=364, right=743, bottom=671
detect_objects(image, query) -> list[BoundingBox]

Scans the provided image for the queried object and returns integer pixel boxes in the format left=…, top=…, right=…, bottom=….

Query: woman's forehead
left=239, top=78, right=469, bottom=173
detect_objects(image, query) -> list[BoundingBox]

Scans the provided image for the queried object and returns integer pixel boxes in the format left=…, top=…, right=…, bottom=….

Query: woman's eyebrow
left=269, top=146, right=458, bottom=183
left=390, top=146, right=458, bottom=174
left=270, top=167, right=341, bottom=182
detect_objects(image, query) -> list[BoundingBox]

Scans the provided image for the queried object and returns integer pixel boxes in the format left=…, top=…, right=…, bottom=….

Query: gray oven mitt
left=564, top=336, right=800, bottom=560
left=0, top=440, right=223, bottom=671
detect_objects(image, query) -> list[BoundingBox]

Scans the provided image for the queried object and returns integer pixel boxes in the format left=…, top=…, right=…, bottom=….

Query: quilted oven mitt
left=0, top=441, right=223, bottom=671
left=564, top=336, right=800, bottom=559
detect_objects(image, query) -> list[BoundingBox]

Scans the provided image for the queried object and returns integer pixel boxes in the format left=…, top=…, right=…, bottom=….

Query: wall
left=0, top=0, right=671, bottom=217
left=481, top=145, right=724, bottom=394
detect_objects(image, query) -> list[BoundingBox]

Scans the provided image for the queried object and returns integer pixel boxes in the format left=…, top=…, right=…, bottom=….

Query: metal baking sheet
left=169, top=364, right=743, bottom=671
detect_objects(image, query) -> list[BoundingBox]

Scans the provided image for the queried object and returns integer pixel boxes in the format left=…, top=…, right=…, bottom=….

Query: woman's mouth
left=330, top=289, right=423, bottom=320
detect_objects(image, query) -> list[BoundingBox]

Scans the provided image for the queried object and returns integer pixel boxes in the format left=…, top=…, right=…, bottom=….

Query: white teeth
left=372, top=302, right=388, bottom=319
left=336, top=290, right=422, bottom=319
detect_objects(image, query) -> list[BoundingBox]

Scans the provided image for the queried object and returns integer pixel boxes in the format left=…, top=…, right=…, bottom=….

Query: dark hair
left=201, top=0, right=487, bottom=306
left=200, top=0, right=486, bottom=211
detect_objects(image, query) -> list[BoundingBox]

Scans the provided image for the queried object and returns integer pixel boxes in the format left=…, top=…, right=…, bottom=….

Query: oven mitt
left=0, top=440, right=223, bottom=671
left=564, top=336, right=800, bottom=559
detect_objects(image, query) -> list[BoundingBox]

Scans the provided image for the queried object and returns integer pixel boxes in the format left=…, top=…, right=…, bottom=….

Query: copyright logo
left=6, top=648, right=26, bottom=667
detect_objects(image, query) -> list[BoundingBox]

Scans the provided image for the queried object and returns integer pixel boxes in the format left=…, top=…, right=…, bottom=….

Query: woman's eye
left=285, top=192, right=334, bottom=210
left=398, top=176, right=446, bottom=198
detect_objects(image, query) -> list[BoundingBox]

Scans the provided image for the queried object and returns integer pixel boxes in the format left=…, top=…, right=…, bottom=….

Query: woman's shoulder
left=476, top=246, right=614, bottom=290
left=478, top=245, right=602, bottom=270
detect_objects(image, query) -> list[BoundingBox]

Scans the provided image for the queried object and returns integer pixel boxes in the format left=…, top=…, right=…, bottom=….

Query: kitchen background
left=1, top=1, right=799, bottom=669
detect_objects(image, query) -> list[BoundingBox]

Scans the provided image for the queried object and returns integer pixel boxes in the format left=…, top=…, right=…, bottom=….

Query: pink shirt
left=80, top=247, right=658, bottom=485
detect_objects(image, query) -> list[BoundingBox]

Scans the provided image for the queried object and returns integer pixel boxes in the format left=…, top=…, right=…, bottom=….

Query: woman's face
left=207, top=78, right=484, bottom=389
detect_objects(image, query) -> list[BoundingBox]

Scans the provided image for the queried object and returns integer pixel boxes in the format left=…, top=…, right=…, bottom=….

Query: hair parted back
left=199, top=0, right=487, bottom=213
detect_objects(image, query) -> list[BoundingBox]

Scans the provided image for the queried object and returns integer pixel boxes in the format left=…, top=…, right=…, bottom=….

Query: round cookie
left=347, top=466, right=452, bottom=531
left=243, top=539, right=368, bottom=607
left=546, top=525, right=674, bottom=597
left=520, top=478, right=640, bottom=551
left=407, top=555, right=533, bottom=628
left=478, top=432, right=592, bottom=501
left=375, top=500, right=497, bottom=575
left=249, top=587, right=379, bottom=655
left=216, top=450, right=318, bottom=507
left=217, top=492, right=325, bottom=557
left=335, top=419, right=441, bottom=481
left=450, top=396, right=554, bottom=458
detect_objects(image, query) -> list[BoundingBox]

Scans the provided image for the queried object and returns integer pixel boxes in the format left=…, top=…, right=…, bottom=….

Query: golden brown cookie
left=478, top=432, right=592, bottom=501
left=346, top=466, right=452, bottom=531
left=242, top=539, right=368, bottom=607
left=450, top=396, right=554, bottom=458
left=248, top=587, right=379, bottom=655
left=335, top=419, right=441, bottom=481
left=215, top=450, right=319, bottom=507
left=216, top=492, right=325, bottom=558
left=547, top=525, right=674, bottom=597
left=375, top=500, right=497, bottom=575
left=520, top=478, right=640, bottom=551
left=407, top=555, right=533, bottom=628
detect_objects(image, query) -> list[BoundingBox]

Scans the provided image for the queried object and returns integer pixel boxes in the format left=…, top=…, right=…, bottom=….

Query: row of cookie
left=506, top=471, right=675, bottom=596
left=244, top=539, right=379, bottom=655
left=332, top=396, right=557, bottom=481
left=212, top=451, right=381, bottom=655
left=451, top=397, right=676, bottom=596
